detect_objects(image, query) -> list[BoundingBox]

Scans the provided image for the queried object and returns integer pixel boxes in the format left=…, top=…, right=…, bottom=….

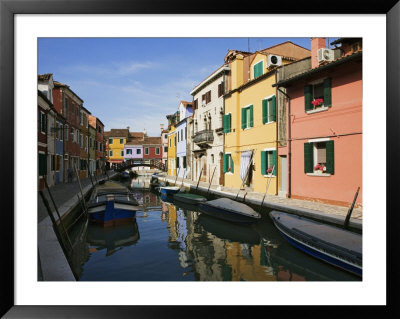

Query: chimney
left=143, top=128, right=147, bottom=136
left=311, top=37, right=326, bottom=69
left=160, top=124, right=164, bottom=131
left=127, top=126, right=130, bottom=131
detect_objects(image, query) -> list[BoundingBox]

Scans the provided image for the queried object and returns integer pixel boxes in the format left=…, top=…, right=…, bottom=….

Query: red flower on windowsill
left=314, top=163, right=327, bottom=172
left=266, top=166, right=273, bottom=174
left=311, top=98, right=324, bottom=107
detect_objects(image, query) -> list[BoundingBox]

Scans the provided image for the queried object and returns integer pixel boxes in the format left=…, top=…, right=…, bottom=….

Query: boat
left=160, top=193, right=175, bottom=204
left=269, top=210, right=362, bottom=277
left=198, top=197, right=261, bottom=224
left=173, top=193, right=207, bottom=205
left=120, top=171, right=130, bottom=179
left=159, top=186, right=181, bottom=195
left=87, top=180, right=140, bottom=226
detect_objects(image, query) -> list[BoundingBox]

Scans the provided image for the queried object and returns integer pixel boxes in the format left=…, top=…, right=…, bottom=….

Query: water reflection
left=69, top=176, right=361, bottom=281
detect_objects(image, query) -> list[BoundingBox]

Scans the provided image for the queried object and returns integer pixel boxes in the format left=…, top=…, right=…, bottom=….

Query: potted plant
left=314, top=163, right=326, bottom=173
left=311, top=98, right=324, bottom=108
left=266, top=166, right=273, bottom=174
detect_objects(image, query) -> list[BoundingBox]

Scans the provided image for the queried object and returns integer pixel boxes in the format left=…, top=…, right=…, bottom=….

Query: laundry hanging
left=240, top=151, right=252, bottom=183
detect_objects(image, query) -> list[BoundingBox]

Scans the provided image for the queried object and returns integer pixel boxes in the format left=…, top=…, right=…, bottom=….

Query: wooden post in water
left=74, top=164, right=87, bottom=212
left=344, top=187, right=360, bottom=229
left=174, top=167, right=180, bottom=186
left=207, top=166, right=217, bottom=194
left=39, top=190, right=72, bottom=252
left=196, top=167, right=203, bottom=190
left=258, top=165, right=275, bottom=214
left=43, top=179, right=73, bottom=249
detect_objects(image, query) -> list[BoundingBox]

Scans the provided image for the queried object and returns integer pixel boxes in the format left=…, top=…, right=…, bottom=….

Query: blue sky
left=38, top=37, right=335, bottom=136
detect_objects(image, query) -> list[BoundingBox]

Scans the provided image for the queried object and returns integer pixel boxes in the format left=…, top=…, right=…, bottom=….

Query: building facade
left=275, top=37, right=362, bottom=207
left=191, top=65, right=228, bottom=186
left=79, top=106, right=91, bottom=179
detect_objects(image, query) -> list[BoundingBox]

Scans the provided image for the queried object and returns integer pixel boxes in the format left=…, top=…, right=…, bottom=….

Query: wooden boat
left=173, top=193, right=207, bottom=205
left=120, top=171, right=130, bottom=179
left=87, top=180, right=140, bottom=226
left=269, top=210, right=362, bottom=277
left=198, top=197, right=261, bottom=224
left=159, top=186, right=181, bottom=195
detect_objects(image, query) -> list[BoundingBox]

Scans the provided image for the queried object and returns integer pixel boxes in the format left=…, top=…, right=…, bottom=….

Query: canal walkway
left=37, top=170, right=118, bottom=281
left=156, top=173, right=363, bottom=231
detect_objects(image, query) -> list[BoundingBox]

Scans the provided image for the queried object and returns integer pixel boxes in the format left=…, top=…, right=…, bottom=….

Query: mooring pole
left=43, top=179, right=73, bottom=249
left=88, top=168, right=94, bottom=187
left=258, top=165, right=275, bottom=214
left=207, top=166, right=217, bottom=194
left=74, top=164, right=88, bottom=212
left=196, top=167, right=203, bottom=190
left=344, top=187, right=360, bottom=229
left=39, top=190, right=72, bottom=252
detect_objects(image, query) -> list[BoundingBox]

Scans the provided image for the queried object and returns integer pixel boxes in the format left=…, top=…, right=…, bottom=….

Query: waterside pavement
left=156, top=173, right=363, bottom=231
left=37, top=170, right=118, bottom=281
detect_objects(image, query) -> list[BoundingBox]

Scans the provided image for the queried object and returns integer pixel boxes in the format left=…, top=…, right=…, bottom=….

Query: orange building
left=275, top=38, right=362, bottom=207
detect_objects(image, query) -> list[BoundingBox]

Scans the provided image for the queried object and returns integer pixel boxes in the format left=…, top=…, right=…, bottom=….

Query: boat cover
left=203, top=198, right=261, bottom=218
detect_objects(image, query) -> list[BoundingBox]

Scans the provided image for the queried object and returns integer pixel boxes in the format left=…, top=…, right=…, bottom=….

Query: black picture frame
left=1, top=0, right=399, bottom=317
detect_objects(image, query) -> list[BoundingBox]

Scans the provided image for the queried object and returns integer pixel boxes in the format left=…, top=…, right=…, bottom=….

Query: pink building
left=275, top=38, right=362, bottom=207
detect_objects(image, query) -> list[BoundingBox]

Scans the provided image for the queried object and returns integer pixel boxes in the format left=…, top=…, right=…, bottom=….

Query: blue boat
left=159, top=186, right=181, bottom=195
left=269, top=210, right=362, bottom=277
left=198, top=197, right=261, bottom=224
left=87, top=180, right=140, bottom=226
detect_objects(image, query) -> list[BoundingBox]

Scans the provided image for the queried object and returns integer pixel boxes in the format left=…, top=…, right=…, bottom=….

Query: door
left=279, top=156, right=287, bottom=197
left=219, top=153, right=224, bottom=185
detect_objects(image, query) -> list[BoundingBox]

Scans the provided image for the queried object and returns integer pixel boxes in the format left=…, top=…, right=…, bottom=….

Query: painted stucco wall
left=287, top=63, right=362, bottom=206
left=168, top=127, right=177, bottom=176
left=124, top=145, right=143, bottom=159
left=176, top=120, right=188, bottom=178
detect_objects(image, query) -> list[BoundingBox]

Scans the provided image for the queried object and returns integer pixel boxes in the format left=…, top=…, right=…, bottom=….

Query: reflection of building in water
left=130, top=175, right=152, bottom=189
left=224, top=242, right=276, bottom=281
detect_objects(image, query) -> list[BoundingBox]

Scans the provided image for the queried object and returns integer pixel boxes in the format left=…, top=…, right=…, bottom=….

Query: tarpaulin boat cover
left=204, top=198, right=261, bottom=218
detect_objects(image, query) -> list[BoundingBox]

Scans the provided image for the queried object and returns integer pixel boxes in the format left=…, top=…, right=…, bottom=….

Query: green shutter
left=304, top=85, right=312, bottom=111
left=228, top=114, right=231, bottom=132
left=326, top=140, right=334, bottom=174
left=249, top=105, right=254, bottom=127
left=223, top=154, right=227, bottom=173
left=323, top=78, right=332, bottom=107
left=304, top=143, right=314, bottom=173
left=39, top=153, right=47, bottom=176
left=262, top=99, right=268, bottom=124
left=271, top=96, right=276, bottom=122
left=272, top=150, right=277, bottom=175
left=230, top=155, right=234, bottom=173
left=241, top=108, right=246, bottom=129
left=261, top=151, right=266, bottom=175
left=223, top=114, right=228, bottom=133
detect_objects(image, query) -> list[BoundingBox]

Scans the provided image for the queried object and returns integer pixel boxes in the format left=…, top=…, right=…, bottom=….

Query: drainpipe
left=277, top=86, right=291, bottom=198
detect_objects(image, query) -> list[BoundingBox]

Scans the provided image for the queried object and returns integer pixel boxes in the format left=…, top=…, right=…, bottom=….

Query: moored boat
left=198, top=197, right=261, bottom=224
left=159, top=186, right=181, bottom=195
left=173, top=193, right=207, bottom=205
left=87, top=180, right=140, bottom=226
left=269, top=210, right=362, bottom=277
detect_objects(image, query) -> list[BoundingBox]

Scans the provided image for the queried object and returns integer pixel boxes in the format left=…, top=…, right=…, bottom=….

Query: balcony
left=193, top=129, right=214, bottom=146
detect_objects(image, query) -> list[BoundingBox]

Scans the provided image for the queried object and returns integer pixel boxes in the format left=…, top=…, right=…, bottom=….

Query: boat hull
left=269, top=211, right=362, bottom=277
left=88, top=201, right=137, bottom=226
left=198, top=202, right=259, bottom=224
left=159, top=187, right=180, bottom=195
left=173, top=193, right=207, bottom=204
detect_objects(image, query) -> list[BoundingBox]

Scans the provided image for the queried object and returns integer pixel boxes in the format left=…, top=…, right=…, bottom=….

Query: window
left=136, top=149, right=141, bottom=155
left=223, top=154, right=234, bottom=173
left=79, top=134, right=83, bottom=147
left=86, top=136, right=88, bottom=151
left=183, top=156, right=186, bottom=168
left=121, top=150, right=124, bottom=156
left=194, top=99, right=198, bottom=109
left=109, top=150, right=113, bottom=157
left=174, top=136, right=176, bottom=146
left=176, top=157, right=180, bottom=168
left=40, top=111, right=46, bottom=133
left=76, top=129, right=79, bottom=143
left=63, top=97, right=68, bottom=117
left=38, top=153, right=47, bottom=176
left=145, top=147, right=149, bottom=155
left=241, top=105, right=253, bottom=129
left=260, top=150, right=277, bottom=176
left=185, top=127, right=187, bottom=140
left=202, top=90, right=211, bottom=105
left=126, top=149, right=132, bottom=155
left=98, top=126, right=102, bottom=133
left=304, top=78, right=332, bottom=112
left=80, top=111, right=83, bottom=126
left=164, top=134, right=167, bottom=139
left=262, top=96, right=276, bottom=124
left=156, top=147, right=160, bottom=155
left=109, top=138, right=113, bottom=144
left=51, top=155, right=55, bottom=171
left=120, top=138, right=124, bottom=144
left=89, top=137, right=92, bottom=148
left=64, top=125, right=68, bottom=141
left=164, top=146, right=168, bottom=153
left=218, top=83, right=224, bottom=97
left=71, top=127, right=74, bottom=142
left=223, top=113, right=232, bottom=133
left=169, top=138, right=171, bottom=147
left=304, top=140, right=334, bottom=174
left=181, top=129, right=183, bottom=141
left=211, top=154, right=214, bottom=164
left=177, top=131, right=180, bottom=142
left=253, top=60, right=263, bottom=79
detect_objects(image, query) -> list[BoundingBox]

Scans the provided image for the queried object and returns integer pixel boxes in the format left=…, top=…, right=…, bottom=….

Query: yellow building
left=105, top=128, right=130, bottom=168
left=223, top=42, right=310, bottom=194
left=167, top=126, right=177, bottom=176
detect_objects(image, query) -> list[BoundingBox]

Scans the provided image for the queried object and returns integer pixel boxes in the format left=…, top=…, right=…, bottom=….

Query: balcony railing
left=193, top=129, right=214, bottom=145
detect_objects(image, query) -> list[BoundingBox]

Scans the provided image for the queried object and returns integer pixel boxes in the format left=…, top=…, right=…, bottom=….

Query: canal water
left=68, top=175, right=360, bottom=281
